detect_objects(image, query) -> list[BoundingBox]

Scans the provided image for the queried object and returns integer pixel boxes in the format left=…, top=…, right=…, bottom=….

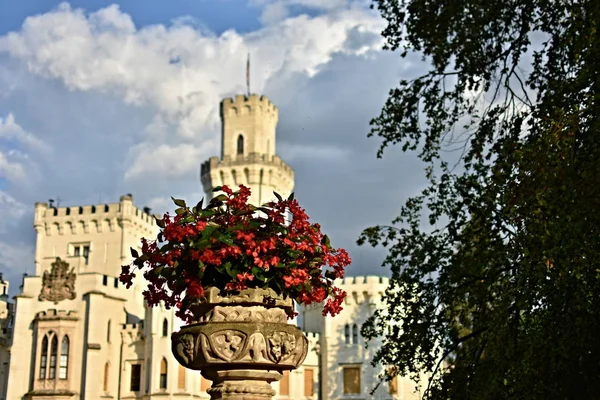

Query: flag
left=246, top=53, right=250, bottom=95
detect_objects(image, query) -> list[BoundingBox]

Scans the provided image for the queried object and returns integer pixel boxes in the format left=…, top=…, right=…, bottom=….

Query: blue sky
left=0, top=0, right=427, bottom=293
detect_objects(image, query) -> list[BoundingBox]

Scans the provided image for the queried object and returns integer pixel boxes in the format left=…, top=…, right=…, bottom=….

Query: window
left=159, top=358, right=168, bottom=389
left=83, top=246, right=90, bottom=265
left=104, top=362, right=110, bottom=391
left=49, top=335, right=58, bottom=379
left=162, top=319, right=168, bottom=337
left=59, top=336, right=69, bottom=379
left=39, top=335, right=48, bottom=379
left=237, top=134, right=244, bottom=155
left=279, top=371, right=290, bottom=395
left=304, top=368, right=314, bottom=396
left=352, top=324, right=358, bottom=344
left=130, top=364, right=141, bottom=392
left=74, top=246, right=80, bottom=257
left=344, top=324, right=350, bottom=344
left=107, top=320, right=111, bottom=343
left=343, top=366, right=361, bottom=395
left=103, top=275, right=108, bottom=286
left=177, top=365, right=186, bottom=389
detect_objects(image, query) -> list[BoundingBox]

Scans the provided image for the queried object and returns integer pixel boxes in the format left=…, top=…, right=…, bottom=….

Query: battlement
left=201, top=154, right=294, bottom=176
left=338, top=275, right=390, bottom=287
left=121, top=321, right=145, bottom=343
left=35, top=309, right=79, bottom=322
left=34, top=194, right=158, bottom=236
left=303, top=331, right=320, bottom=340
left=121, top=321, right=144, bottom=331
left=221, top=94, right=278, bottom=119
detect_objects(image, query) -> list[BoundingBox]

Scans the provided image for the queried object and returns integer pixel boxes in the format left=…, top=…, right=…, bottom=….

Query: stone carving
left=210, top=330, right=246, bottom=362
left=174, top=333, right=195, bottom=364
left=204, top=306, right=287, bottom=323
left=171, top=287, right=309, bottom=399
left=39, top=258, right=76, bottom=304
left=239, top=333, right=269, bottom=363
left=267, top=332, right=296, bottom=363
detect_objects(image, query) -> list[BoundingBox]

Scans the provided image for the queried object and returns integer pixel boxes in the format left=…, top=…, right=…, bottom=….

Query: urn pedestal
left=171, top=287, right=309, bottom=400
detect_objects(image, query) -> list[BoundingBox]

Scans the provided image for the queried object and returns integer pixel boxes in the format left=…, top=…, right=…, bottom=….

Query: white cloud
left=0, top=2, right=427, bottom=288
left=0, top=2, right=384, bottom=181
left=0, top=113, right=48, bottom=152
left=124, top=142, right=213, bottom=181
left=0, top=113, right=49, bottom=184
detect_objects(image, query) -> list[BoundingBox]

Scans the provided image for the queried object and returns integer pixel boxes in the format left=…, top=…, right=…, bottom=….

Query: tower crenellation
left=32, top=194, right=159, bottom=278
left=202, top=93, right=294, bottom=206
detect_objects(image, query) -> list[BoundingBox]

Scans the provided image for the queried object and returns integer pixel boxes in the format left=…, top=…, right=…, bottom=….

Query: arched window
left=59, top=336, right=69, bottom=379
left=107, top=320, right=111, bottom=343
left=103, top=362, right=110, bottom=391
left=237, top=134, right=244, bottom=155
left=49, top=335, right=58, bottom=379
left=39, top=335, right=48, bottom=379
left=177, top=364, right=186, bottom=389
left=159, top=358, right=168, bottom=389
left=162, top=319, right=168, bottom=337
left=344, top=324, right=350, bottom=344
left=352, top=324, right=358, bottom=345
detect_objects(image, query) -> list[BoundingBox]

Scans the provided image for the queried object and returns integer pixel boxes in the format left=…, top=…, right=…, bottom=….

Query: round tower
left=201, top=94, right=294, bottom=206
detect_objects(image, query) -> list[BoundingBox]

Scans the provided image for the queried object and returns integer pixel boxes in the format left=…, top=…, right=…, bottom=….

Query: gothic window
left=344, top=324, right=350, bottom=344
left=162, top=319, right=168, bottom=337
left=159, top=358, right=168, bottom=389
left=59, top=336, right=69, bottom=379
left=352, top=324, right=358, bottom=344
left=49, top=334, right=58, bottom=379
left=39, top=335, right=48, bottom=379
left=237, top=134, right=244, bottom=155
left=103, top=363, right=110, bottom=391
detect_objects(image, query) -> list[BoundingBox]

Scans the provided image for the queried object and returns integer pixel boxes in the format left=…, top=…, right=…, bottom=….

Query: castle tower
left=200, top=94, right=294, bottom=206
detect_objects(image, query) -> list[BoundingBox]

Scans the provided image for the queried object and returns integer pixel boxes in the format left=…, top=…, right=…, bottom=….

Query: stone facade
left=302, top=276, right=426, bottom=400
left=1, top=195, right=319, bottom=400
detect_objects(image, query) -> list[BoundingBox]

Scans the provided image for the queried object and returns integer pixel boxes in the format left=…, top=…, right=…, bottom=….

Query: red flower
left=119, top=184, right=352, bottom=324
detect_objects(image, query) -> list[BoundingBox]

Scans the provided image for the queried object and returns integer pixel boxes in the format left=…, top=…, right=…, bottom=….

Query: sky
left=0, top=0, right=429, bottom=293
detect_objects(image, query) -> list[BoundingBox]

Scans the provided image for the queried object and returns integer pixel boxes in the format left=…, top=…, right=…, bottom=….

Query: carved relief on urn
left=171, top=287, right=309, bottom=399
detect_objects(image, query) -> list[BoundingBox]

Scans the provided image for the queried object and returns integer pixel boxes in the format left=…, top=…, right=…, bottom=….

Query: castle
left=0, top=93, right=422, bottom=399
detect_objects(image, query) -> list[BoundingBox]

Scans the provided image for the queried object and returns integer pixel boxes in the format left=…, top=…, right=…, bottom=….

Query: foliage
left=358, top=0, right=600, bottom=398
left=120, top=185, right=350, bottom=324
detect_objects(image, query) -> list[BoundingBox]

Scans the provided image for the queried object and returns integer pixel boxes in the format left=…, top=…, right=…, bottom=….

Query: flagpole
left=246, top=53, right=250, bottom=97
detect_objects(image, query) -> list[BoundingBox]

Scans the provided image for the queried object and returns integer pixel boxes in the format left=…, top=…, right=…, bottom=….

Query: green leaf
left=212, top=186, right=223, bottom=192
left=171, top=197, right=187, bottom=207
left=155, top=217, right=166, bottom=228
left=175, top=207, right=187, bottom=215
left=195, top=198, right=204, bottom=212
left=273, top=191, right=283, bottom=201
left=287, top=192, right=295, bottom=201
left=130, top=248, right=139, bottom=258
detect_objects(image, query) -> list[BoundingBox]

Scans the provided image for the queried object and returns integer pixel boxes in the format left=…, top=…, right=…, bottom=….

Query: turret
left=201, top=94, right=294, bottom=206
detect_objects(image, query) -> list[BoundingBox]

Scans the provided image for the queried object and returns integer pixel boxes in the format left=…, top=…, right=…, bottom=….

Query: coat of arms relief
left=39, top=257, right=76, bottom=303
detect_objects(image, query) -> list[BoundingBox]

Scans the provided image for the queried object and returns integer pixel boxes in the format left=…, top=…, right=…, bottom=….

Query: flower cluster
left=120, top=185, right=351, bottom=324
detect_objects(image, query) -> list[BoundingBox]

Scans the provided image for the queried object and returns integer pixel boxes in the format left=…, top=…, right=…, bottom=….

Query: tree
left=358, top=0, right=600, bottom=398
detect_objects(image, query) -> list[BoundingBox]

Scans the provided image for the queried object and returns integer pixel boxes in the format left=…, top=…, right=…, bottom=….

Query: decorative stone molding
left=39, top=258, right=76, bottom=304
left=172, top=287, right=308, bottom=400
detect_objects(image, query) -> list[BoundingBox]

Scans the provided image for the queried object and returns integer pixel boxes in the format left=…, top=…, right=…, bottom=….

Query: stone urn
left=171, top=287, right=309, bottom=399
